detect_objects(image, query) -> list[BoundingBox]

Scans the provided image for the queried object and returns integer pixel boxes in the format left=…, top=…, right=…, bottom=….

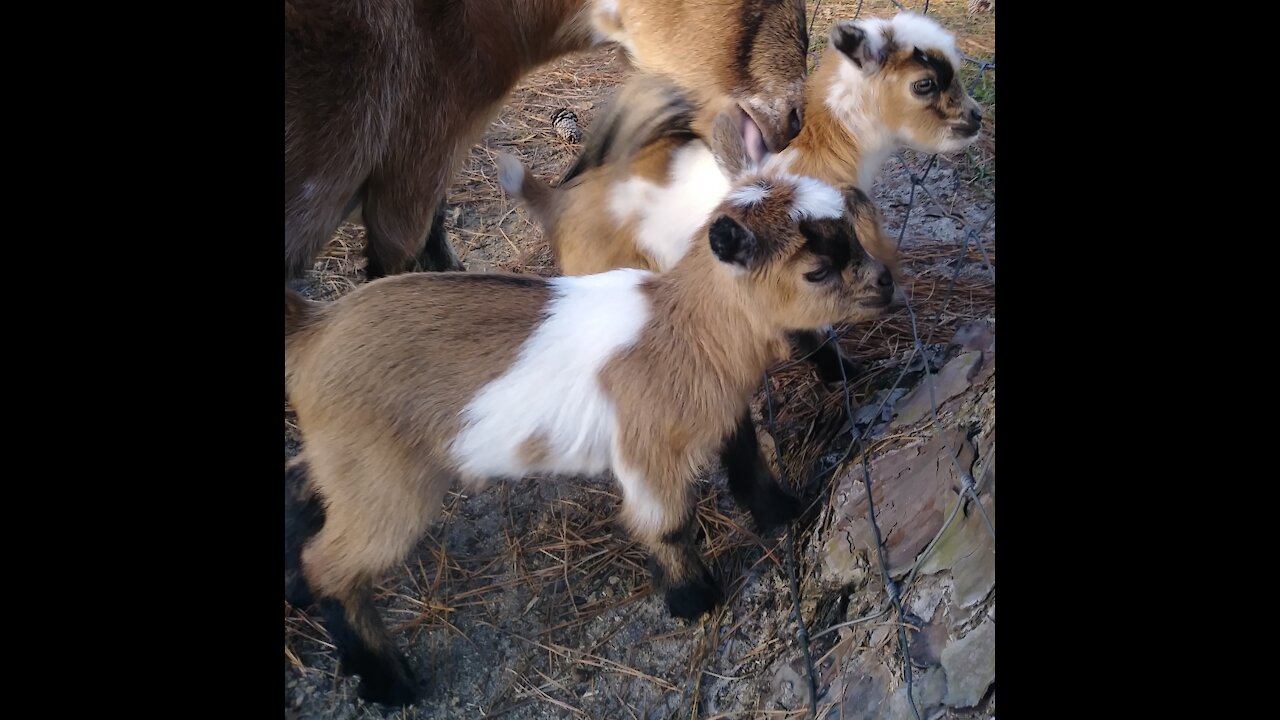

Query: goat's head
left=826, top=12, right=983, bottom=154
left=698, top=162, right=899, bottom=332
left=593, top=0, right=811, bottom=154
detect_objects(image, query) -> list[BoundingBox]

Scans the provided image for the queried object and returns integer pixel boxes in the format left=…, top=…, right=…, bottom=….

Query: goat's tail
left=496, top=151, right=557, bottom=226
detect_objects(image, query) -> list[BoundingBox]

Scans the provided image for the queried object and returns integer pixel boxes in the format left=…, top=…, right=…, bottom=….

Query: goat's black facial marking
left=799, top=219, right=855, bottom=282
left=911, top=47, right=954, bottom=92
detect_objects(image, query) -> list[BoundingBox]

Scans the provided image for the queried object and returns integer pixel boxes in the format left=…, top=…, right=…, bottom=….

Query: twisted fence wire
left=765, top=3, right=995, bottom=717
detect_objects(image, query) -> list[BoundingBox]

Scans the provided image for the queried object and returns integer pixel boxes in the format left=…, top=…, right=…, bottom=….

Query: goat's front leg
left=719, top=408, right=802, bottom=535
left=789, top=328, right=865, bottom=384
left=614, top=464, right=723, bottom=621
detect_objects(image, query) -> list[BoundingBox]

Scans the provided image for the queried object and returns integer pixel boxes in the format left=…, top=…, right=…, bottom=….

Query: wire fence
left=765, top=2, right=995, bottom=718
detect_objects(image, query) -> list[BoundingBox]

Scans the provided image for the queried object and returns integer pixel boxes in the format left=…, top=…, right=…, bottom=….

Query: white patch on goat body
left=450, top=269, right=653, bottom=482
left=607, top=143, right=732, bottom=272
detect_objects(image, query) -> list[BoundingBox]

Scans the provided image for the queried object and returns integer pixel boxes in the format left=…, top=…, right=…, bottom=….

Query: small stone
left=941, top=619, right=995, bottom=708
left=608, top=575, right=620, bottom=585
left=885, top=666, right=946, bottom=720
left=907, top=576, right=949, bottom=622
left=908, top=610, right=949, bottom=668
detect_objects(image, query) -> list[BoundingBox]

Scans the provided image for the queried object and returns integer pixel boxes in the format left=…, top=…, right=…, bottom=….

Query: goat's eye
left=804, top=267, right=830, bottom=283
left=913, top=78, right=936, bottom=95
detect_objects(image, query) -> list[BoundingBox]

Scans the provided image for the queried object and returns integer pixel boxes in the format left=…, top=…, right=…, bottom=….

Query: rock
left=919, top=437, right=995, bottom=608
left=907, top=610, right=949, bottom=668
left=892, top=351, right=983, bottom=428
left=892, top=321, right=995, bottom=430
left=885, top=666, right=947, bottom=720
left=821, top=664, right=890, bottom=720
left=853, top=387, right=910, bottom=437
left=906, top=575, right=949, bottom=622
left=770, top=662, right=806, bottom=710
left=941, top=619, right=995, bottom=708
left=824, top=425, right=975, bottom=578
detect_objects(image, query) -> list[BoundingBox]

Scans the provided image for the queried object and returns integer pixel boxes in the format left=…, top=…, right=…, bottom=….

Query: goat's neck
left=781, top=60, right=896, bottom=192
left=644, top=249, right=790, bottom=405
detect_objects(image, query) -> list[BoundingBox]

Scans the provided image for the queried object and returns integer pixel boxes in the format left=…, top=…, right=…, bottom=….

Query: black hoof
left=813, top=351, right=866, bottom=385
left=664, top=566, right=724, bottom=621
left=353, top=656, right=421, bottom=707
left=356, top=673, right=420, bottom=707
left=749, top=483, right=804, bottom=536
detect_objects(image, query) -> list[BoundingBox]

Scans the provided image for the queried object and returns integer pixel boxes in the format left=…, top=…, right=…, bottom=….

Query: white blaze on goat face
left=786, top=174, right=844, bottom=221
left=448, top=268, right=654, bottom=481
left=607, top=143, right=733, bottom=272
left=728, top=172, right=844, bottom=222
left=869, top=13, right=963, bottom=69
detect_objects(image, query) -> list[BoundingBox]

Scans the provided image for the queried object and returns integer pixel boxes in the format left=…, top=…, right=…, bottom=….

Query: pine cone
left=551, top=108, right=583, bottom=144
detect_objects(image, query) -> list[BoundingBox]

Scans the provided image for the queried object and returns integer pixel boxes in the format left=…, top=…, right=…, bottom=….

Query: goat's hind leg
left=317, top=580, right=419, bottom=706
left=719, top=408, right=802, bottom=536
left=363, top=166, right=464, bottom=279
left=414, top=199, right=463, bottom=273
left=300, top=461, right=445, bottom=706
left=285, top=457, right=325, bottom=608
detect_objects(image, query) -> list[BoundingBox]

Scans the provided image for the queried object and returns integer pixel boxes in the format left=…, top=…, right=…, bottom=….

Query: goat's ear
left=829, top=20, right=885, bottom=73
left=709, top=105, right=768, bottom=177
left=842, top=184, right=897, bottom=270
left=709, top=214, right=759, bottom=268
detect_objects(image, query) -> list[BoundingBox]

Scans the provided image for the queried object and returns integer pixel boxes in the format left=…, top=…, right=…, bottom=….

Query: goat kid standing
left=284, top=110, right=898, bottom=706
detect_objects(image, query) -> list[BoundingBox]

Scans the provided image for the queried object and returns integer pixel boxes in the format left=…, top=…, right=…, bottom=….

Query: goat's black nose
left=877, top=269, right=894, bottom=288
left=970, top=107, right=983, bottom=124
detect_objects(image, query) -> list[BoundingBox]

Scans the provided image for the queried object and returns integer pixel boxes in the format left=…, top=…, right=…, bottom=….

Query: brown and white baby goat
left=285, top=0, right=810, bottom=281
left=284, top=162, right=896, bottom=706
left=499, top=11, right=983, bottom=280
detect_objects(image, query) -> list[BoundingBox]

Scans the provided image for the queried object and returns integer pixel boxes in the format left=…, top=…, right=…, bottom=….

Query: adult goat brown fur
left=284, top=138, right=896, bottom=705
left=284, top=0, right=811, bottom=281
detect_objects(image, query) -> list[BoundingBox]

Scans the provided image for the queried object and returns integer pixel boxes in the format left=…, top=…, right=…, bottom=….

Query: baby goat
left=284, top=137, right=896, bottom=706
left=499, top=11, right=982, bottom=279
left=285, top=0, right=810, bottom=281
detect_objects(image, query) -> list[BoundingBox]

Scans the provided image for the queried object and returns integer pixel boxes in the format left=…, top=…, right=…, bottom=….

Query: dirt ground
left=285, top=2, right=996, bottom=718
